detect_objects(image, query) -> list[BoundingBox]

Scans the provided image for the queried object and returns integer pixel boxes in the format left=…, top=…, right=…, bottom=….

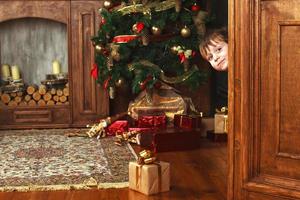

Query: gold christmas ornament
left=170, top=45, right=178, bottom=54
left=151, top=26, right=161, bottom=35
left=115, top=77, right=125, bottom=87
left=103, top=0, right=113, bottom=9
left=95, top=44, right=106, bottom=54
left=111, top=51, right=121, bottom=61
left=180, top=26, right=191, bottom=38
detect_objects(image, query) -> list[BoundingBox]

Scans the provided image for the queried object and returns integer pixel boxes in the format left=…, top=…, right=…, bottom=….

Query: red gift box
left=138, top=128, right=202, bottom=152
left=136, top=115, right=166, bottom=128
left=174, top=114, right=202, bottom=129
left=106, top=120, right=129, bottom=136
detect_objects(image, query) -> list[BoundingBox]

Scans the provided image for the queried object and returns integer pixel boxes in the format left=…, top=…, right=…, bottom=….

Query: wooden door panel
left=71, top=1, right=109, bottom=126
left=260, top=1, right=300, bottom=180
left=230, top=0, right=300, bottom=199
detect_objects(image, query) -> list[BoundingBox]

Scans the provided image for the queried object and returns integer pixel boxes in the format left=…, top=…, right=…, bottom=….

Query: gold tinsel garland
left=117, top=0, right=176, bottom=15
left=128, top=60, right=199, bottom=84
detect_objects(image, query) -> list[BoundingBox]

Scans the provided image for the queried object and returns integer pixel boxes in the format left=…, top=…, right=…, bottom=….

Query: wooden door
left=71, top=1, right=109, bottom=126
left=229, top=0, right=300, bottom=199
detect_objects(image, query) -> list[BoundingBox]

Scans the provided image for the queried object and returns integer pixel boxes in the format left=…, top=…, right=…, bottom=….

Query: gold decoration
left=128, top=60, right=199, bottom=84
left=180, top=26, right=191, bottom=38
left=117, top=0, right=175, bottom=15
left=115, top=77, right=125, bottom=87
left=170, top=45, right=178, bottom=54
left=137, top=150, right=156, bottom=165
left=95, top=44, right=106, bottom=54
left=103, top=0, right=113, bottom=9
left=151, top=26, right=161, bottom=35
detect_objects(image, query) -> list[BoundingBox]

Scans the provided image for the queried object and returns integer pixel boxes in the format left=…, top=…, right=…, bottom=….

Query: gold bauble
left=111, top=50, right=121, bottom=61
left=132, top=24, right=138, bottom=33
left=180, top=26, right=191, bottom=38
left=170, top=45, right=178, bottom=54
left=95, top=44, right=106, bottom=54
left=103, top=0, right=113, bottom=9
left=151, top=26, right=161, bottom=35
left=115, top=77, right=125, bottom=87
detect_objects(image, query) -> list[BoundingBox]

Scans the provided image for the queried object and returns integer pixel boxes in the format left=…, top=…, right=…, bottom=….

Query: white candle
left=52, top=60, right=61, bottom=74
left=1, top=64, right=10, bottom=79
left=11, top=65, right=20, bottom=80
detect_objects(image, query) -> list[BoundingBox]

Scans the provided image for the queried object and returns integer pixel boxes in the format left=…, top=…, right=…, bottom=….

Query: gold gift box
left=214, top=114, right=228, bottom=133
left=129, top=161, right=170, bottom=195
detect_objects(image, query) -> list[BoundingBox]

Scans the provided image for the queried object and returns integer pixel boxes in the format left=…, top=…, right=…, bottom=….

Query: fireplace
left=0, top=1, right=109, bottom=129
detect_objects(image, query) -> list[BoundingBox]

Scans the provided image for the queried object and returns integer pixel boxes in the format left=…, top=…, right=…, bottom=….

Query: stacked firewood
left=0, top=83, right=69, bottom=107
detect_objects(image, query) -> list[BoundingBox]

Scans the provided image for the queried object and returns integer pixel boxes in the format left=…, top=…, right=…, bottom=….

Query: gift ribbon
left=112, top=35, right=139, bottom=43
left=135, top=162, right=162, bottom=193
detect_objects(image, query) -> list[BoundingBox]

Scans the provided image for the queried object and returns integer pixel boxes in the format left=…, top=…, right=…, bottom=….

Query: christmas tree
left=92, top=0, right=209, bottom=98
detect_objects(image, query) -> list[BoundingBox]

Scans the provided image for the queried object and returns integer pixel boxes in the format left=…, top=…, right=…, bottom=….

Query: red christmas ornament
left=133, top=22, right=145, bottom=33
left=91, top=63, right=98, bottom=79
left=191, top=4, right=200, bottom=12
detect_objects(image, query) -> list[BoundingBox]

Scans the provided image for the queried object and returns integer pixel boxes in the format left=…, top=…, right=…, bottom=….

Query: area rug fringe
left=0, top=182, right=129, bottom=192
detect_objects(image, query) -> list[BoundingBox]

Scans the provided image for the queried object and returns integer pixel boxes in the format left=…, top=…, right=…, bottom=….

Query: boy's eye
left=216, top=47, right=222, bottom=52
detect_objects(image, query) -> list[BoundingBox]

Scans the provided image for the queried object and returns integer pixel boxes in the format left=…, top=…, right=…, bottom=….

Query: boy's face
left=206, top=41, right=228, bottom=71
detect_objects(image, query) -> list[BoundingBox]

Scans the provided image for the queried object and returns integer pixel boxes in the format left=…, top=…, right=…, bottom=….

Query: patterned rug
left=0, top=129, right=137, bottom=192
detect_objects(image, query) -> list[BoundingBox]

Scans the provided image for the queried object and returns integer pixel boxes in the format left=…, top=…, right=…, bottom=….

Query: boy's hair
left=199, top=27, right=228, bottom=60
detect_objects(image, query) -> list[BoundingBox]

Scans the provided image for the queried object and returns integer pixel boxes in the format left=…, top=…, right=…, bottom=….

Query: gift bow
left=215, top=106, right=228, bottom=114
left=137, top=150, right=156, bottom=165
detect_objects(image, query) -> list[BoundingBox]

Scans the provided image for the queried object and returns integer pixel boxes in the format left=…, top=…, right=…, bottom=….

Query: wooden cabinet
left=230, top=0, right=300, bottom=199
left=0, top=1, right=109, bottom=129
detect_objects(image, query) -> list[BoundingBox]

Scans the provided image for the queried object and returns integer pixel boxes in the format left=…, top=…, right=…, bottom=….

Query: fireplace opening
left=0, top=17, right=69, bottom=107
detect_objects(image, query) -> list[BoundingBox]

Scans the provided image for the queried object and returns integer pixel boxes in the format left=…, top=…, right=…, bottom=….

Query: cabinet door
left=230, top=0, right=300, bottom=199
left=71, top=1, right=109, bottom=126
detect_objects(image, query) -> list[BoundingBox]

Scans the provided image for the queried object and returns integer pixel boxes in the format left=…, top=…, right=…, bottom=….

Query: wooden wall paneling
left=0, top=1, right=68, bottom=24
left=71, top=1, right=109, bottom=126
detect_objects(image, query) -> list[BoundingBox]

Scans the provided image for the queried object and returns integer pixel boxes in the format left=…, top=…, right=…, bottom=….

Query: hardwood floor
left=0, top=138, right=227, bottom=200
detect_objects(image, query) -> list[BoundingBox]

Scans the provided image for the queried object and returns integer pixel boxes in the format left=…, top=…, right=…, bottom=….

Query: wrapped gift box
left=106, top=120, right=129, bottom=136
left=136, top=115, right=167, bottom=128
left=174, top=114, right=202, bottom=129
left=137, top=128, right=202, bottom=152
left=214, top=114, right=228, bottom=133
left=129, top=161, right=170, bottom=195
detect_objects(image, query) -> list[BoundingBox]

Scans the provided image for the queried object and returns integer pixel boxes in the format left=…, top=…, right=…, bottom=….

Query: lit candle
left=11, top=65, right=20, bottom=80
left=52, top=60, right=61, bottom=74
left=1, top=64, right=11, bottom=79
